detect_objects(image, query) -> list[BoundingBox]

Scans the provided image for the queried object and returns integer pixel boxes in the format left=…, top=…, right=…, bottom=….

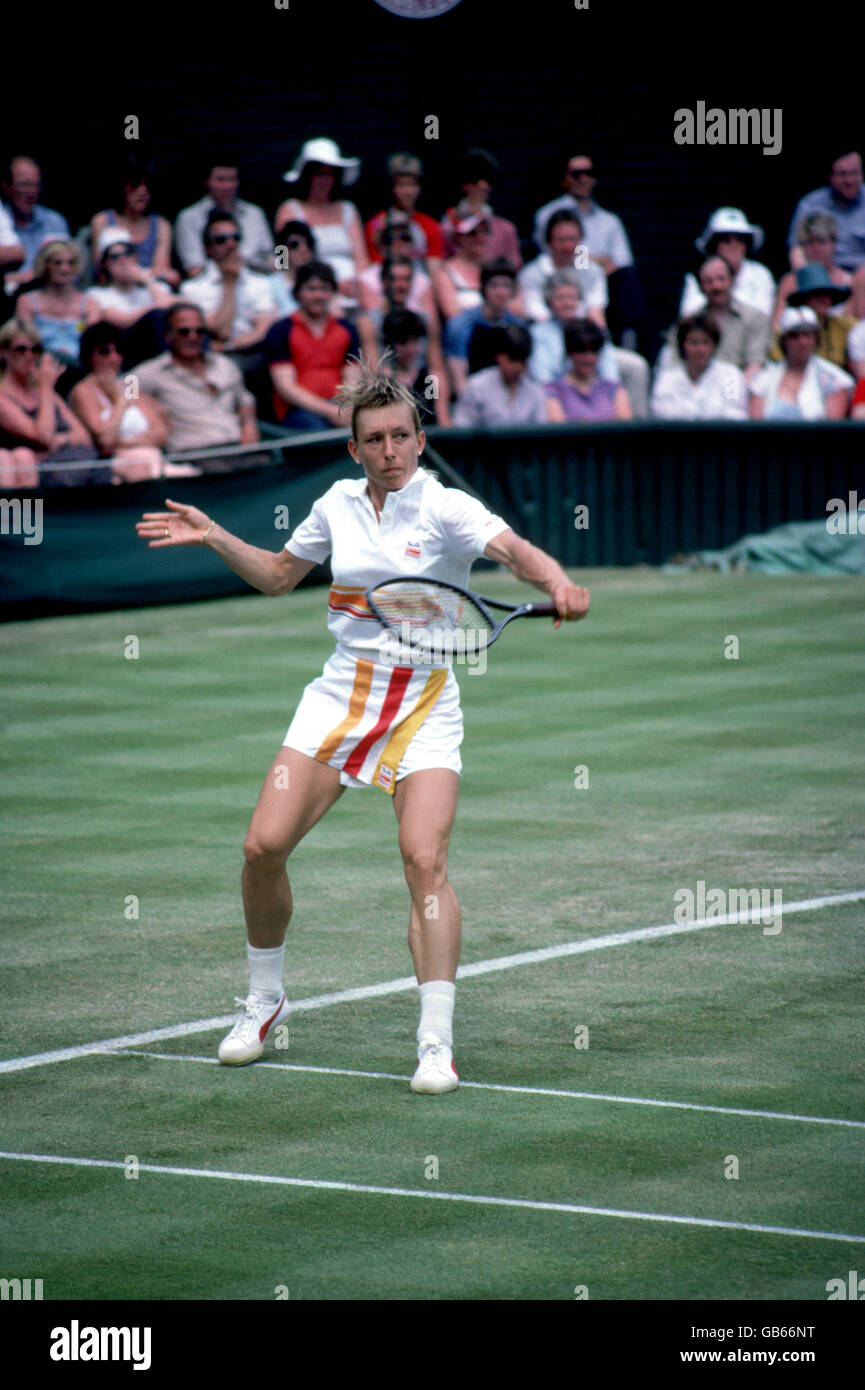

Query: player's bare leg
left=242, top=746, right=344, bottom=948
left=394, top=767, right=462, bottom=1093
left=219, top=748, right=343, bottom=1064
left=394, top=767, right=461, bottom=981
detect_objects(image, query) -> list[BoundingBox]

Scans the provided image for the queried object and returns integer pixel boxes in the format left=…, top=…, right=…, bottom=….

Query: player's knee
left=243, top=833, right=288, bottom=874
left=400, top=841, right=447, bottom=887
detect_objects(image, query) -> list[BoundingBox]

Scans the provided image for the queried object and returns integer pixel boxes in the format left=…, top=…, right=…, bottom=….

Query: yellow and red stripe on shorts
left=286, top=650, right=450, bottom=794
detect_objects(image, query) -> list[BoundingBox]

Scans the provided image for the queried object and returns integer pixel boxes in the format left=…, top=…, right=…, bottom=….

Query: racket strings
left=369, top=581, right=492, bottom=643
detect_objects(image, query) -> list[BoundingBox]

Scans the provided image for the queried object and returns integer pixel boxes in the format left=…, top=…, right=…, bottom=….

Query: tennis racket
left=365, top=576, right=557, bottom=658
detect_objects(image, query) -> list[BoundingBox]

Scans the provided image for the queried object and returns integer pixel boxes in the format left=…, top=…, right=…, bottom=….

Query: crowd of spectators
left=2, top=140, right=864, bottom=487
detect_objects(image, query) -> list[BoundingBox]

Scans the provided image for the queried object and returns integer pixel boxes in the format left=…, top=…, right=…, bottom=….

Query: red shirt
left=853, top=377, right=865, bottom=407
left=264, top=312, right=359, bottom=421
left=365, top=209, right=445, bottom=263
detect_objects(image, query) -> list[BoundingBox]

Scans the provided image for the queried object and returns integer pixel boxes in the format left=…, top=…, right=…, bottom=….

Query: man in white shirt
left=135, top=371, right=589, bottom=1093
left=175, top=159, right=274, bottom=278
left=518, top=210, right=608, bottom=327
left=533, top=156, right=633, bottom=268
left=179, top=210, right=277, bottom=357
left=533, top=155, right=648, bottom=351
left=0, top=201, right=25, bottom=279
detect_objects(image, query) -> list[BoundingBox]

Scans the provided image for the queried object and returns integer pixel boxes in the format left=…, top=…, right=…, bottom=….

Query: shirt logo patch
left=404, top=540, right=422, bottom=558
left=378, top=764, right=395, bottom=789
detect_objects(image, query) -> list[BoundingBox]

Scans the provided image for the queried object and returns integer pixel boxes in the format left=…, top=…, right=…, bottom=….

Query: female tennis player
left=136, top=368, right=589, bottom=1093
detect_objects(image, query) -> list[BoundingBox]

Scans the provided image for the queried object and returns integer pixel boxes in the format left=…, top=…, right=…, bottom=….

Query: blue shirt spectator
left=787, top=152, right=865, bottom=271
left=1, top=156, right=69, bottom=289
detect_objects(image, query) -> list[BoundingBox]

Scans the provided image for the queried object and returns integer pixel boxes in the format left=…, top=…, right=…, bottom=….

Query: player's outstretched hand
left=136, top=498, right=213, bottom=547
left=549, top=581, right=590, bottom=628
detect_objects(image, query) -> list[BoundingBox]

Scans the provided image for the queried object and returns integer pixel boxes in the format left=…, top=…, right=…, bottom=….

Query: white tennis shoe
left=218, top=992, right=289, bottom=1065
left=410, top=1038, right=459, bottom=1094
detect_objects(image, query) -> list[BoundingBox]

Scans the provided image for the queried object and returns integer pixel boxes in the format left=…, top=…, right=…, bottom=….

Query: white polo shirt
left=285, top=466, right=509, bottom=661
left=179, top=262, right=276, bottom=339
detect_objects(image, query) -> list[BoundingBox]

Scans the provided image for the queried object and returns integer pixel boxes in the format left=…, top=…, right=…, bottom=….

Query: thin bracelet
left=202, top=518, right=216, bottom=544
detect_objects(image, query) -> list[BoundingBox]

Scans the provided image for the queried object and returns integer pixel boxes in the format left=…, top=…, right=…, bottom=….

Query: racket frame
left=365, top=575, right=557, bottom=653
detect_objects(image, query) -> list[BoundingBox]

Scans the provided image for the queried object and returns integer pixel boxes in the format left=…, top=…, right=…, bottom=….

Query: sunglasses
left=174, top=326, right=205, bottom=337
left=105, top=248, right=134, bottom=261
left=567, top=167, right=594, bottom=177
left=209, top=233, right=240, bottom=245
left=10, top=343, right=43, bottom=355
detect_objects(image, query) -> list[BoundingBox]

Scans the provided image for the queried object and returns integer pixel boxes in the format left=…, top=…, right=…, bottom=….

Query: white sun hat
left=777, top=305, right=820, bottom=336
left=282, top=137, right=361, bottom=186
left=696, top=207, right=764, bottom=253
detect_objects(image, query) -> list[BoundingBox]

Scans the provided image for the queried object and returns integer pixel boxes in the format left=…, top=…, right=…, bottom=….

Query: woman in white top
left=748, top=307, right=852, bottom=421
left=274, top=138, right=368, bottom=307
left=135, top=369, right=590, bottom=1093
left=434, top=212, right=496, bottom=320
left=84, top=228, right=174, bottom=330
left=651, top=313, right=747, bottom=420
left=68, top=322, right=171, bottom=483
left=680, top=207, right=775, bottom=319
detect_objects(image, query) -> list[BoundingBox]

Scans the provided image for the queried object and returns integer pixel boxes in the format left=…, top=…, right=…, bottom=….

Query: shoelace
left=231, top=996, right=259, bottom=1036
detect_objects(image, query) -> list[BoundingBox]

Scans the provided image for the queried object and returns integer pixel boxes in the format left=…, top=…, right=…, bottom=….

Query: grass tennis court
left=1, top=566, right=863, bottom=1301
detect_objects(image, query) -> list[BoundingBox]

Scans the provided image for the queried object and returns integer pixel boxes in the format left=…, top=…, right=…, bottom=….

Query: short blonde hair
left=796, top=212, right=838, bottom=245
left=335, top=356, right=422, bottom=440
left=34, top=238, right=83, bottom=280
left=0, top=318, right=42, bottom=380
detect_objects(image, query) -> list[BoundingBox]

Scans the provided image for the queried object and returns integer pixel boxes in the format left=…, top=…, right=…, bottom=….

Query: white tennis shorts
left=283, top=646, right=463, bottom=794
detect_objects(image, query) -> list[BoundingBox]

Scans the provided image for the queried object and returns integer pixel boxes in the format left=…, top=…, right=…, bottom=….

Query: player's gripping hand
left=549, top=580, right=590, bottom=628
left=136, top=497, right=213, bottom=547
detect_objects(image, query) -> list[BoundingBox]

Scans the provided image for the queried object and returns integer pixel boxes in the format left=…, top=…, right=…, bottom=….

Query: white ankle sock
left=417, top=980, right=455, bottom=1048
left=247, top=944, right=285, bottom=1001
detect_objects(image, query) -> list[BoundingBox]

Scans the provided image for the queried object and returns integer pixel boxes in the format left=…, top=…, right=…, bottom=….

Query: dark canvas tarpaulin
left=0, top=456, right=355, bottom=621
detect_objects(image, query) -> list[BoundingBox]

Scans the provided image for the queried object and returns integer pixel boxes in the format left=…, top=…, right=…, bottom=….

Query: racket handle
left=526, top=602, right=559, bottom=617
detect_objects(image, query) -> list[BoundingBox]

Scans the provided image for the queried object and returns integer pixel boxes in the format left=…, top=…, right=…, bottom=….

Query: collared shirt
left=174, top=196, right=275, bottom=275
left=135, top=350, right=254, bottom=452
left=179, top=262, right=276, bottom=339
left=1, top=202, right=69, bottom=269
left=679, top=259, right=776, bottom=319
left=285, top=466, right=509, bottom=660
left=661, top=296, right=771, bottom=372
left=452, top=366, right=550, bottom=428
left=532, top=196, right=633, bottom=267
left=517, top=252, right=608, bottom=321
left=786, top=187, right=865, bottom=270
left=0, top=203, right=21, bottom=248
left=650, top=359, right=748, bottom=420
left=264, top=312, right=360, bottom=421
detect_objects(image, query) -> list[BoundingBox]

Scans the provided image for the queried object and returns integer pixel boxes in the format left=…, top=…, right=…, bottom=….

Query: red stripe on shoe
left=343, top=667, right=413, bottom=777
left=258, top=997, right=285, bottom=1043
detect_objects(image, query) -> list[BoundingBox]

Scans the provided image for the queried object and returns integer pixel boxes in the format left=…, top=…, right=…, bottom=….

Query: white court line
left=114, top=1050, right=865, bottom=1132
left=1, top=888, right=863, bottom=1076
left=0, top=1150, right=862, bottom=1246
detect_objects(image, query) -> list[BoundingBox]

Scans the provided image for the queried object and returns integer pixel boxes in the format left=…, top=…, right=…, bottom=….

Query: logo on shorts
left=404, top=540, right=422, bottom=558
left=378, top=764, right=395, bottom=789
